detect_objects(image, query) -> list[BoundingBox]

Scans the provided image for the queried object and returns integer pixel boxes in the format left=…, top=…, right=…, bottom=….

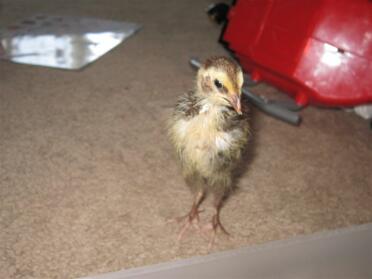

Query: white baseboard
left=79, top=223, right=372, bottom=279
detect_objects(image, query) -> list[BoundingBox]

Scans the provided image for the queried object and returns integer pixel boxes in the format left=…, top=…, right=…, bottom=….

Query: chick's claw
left=201, top=214, right=230, bottom=249
left=176, top=208, right=204, bottom=241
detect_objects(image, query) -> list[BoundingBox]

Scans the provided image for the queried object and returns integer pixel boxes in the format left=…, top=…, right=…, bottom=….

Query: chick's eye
left=214, top=79, right=222, bottom=89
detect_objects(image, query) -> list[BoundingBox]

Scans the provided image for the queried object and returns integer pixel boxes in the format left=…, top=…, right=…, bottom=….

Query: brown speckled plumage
left=168, top=56, right=250, bottom=246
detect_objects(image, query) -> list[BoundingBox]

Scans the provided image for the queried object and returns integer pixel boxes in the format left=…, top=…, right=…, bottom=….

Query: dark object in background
left=207, top=3, right=230, bottom=24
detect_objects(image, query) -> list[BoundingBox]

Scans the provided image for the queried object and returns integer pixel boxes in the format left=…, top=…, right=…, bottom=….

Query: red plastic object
left=223, top=0, right=372, bottom=107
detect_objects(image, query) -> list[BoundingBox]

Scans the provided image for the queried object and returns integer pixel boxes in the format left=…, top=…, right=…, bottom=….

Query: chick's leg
left=176, top=190, right=205, bottom=241
left=203, top=194, right=230, bottom=249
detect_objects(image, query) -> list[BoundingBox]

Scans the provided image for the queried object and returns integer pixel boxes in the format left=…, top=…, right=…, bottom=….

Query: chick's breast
left=170, top=97, right=248, bottom=179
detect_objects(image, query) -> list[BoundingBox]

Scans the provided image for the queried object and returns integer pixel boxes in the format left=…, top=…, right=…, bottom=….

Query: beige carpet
left=1, top=1, right=372, bottom=278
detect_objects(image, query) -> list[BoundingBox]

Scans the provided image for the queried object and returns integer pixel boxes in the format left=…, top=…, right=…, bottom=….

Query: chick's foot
left=175, top=206, right=204, bottom=241
left=167, top=190, right=205, bottom=241
left=202, top=213, right=230, bottom=249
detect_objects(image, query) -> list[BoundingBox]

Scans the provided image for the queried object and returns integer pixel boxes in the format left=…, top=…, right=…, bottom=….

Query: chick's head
left=197, top=56, right=244, bottom=114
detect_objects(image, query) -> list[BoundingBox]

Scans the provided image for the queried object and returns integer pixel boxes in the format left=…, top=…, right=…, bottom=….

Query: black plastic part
left=207, top=3, right=230, bottom=24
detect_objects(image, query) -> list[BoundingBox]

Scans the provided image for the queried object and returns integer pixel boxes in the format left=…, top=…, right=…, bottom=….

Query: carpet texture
left=1, top=1, right=371, bottom=278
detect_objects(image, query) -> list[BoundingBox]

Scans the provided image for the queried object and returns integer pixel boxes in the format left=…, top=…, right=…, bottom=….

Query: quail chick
left=168, top=56, right=250, bottom=246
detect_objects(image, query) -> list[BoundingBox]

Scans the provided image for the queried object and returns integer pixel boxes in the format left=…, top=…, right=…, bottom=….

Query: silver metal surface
left=0, top=15, right=141, bottom=70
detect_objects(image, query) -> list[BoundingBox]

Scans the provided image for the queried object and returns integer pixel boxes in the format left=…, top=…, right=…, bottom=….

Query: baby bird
left=168, top=56, right=250, bottom=246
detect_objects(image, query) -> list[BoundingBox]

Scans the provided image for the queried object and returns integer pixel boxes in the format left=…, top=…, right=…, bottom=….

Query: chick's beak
left=229, top=94, right=242, bottom=115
